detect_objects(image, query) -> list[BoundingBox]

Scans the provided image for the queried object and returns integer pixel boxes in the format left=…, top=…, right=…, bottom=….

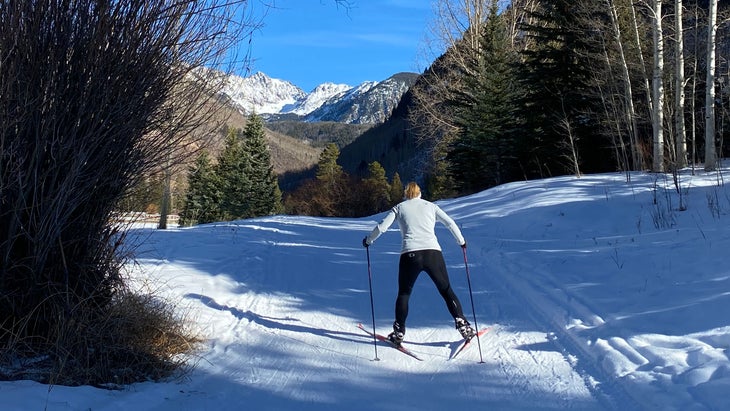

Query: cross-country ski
left=449, top=327, right=490, bottom=360
left=357, top=323, right=423, bottom=361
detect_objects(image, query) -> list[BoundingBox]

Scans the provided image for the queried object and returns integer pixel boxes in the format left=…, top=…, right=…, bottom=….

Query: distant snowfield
left=3, top=166, right=730, bottom=410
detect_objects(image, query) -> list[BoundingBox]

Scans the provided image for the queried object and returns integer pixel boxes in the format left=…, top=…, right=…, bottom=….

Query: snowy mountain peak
left=304, top=75, right=415, bottom=124
left=222, top=72, right=305, bottom=115
left=219, top=71, right=419, bottom=124
left=310, top=82, right=353, bottom=96
left=283, top=82, right=352, bottom=116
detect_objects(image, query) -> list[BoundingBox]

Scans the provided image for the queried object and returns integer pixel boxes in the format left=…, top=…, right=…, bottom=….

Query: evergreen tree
left=179, top=151, right=220, bottom=225
left=390, top=172, right=404, bottom=206
left=242, top=114, right=282, bottom=216
left=316, top=143, right=344, bottom=185
left=363, top=161, right=391, bottom=214
left=216, top=128, right=251, bottom=220
left=313, top=143, right=348, bottom=216
left=449, top=0, right=521, bottom=193
left=517, top=0, right=604, bottom=178
left=426, top=141, right=458, bottom=200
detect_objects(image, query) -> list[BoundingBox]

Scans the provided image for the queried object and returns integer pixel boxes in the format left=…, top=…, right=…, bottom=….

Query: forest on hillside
left=265, top=121, right=372, bottom=148
left=197, top=0, right=730, bottom=219
left=118, top=0, right=730, bottom=220
left=337, top=0, right=730, bottom=203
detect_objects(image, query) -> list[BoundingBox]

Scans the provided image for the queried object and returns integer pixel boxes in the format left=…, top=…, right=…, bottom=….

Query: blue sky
left=242, top=0, right=434, bottom=91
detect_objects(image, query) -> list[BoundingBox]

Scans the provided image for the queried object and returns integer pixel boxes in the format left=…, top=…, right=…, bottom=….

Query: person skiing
left=362, top=181, right=476, bottom=346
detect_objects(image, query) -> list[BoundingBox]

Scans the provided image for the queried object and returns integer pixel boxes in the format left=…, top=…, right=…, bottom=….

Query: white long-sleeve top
left=366, top=197, right=465, bottom=253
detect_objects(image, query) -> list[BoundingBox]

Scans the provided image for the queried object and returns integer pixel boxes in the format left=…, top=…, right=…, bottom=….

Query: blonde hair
left=404, top=182, right=421, bottom=200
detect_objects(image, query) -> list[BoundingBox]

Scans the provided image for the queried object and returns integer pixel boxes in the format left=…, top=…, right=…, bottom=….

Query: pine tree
left=180, top=151, right=220, bottom=225
left=316, top=143, right=344, bottom=185
left=426, top=141, right=458, bottom=200
left=390, top=172, right=404, bottom=206
left=363, top=161, right=391, bottom=214
left=314, top=143, right=348, bottom=216
left=449, top=0, right=520, bottom=193
left=242, top=114, right=282, bottom=216
left=216, top=128, right=251, bottom=220
left=517, top=0, right=602, bottom=178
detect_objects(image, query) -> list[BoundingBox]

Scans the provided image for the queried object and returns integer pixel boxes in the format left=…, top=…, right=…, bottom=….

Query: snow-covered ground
left=3, top=166, right=730, bottom=410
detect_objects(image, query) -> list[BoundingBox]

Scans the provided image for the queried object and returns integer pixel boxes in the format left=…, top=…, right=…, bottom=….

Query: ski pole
left=462, top=246, right=484, bottom=364
left=365, top=246, right=380, bottom=361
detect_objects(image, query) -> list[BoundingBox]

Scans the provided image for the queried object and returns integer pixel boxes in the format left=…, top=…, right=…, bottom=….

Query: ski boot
left=387, top=321, right=405, bottom=346
left=455, top=317, right=476, bottom=340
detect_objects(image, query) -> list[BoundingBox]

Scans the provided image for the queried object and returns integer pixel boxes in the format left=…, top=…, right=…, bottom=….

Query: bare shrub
left=52, top=290, right=202, bottom=387
left=0, top=0, right=253, bottom=384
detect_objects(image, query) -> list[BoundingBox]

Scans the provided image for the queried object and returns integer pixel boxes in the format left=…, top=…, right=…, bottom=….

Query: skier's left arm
left=435, top=206, right=466, bottom=247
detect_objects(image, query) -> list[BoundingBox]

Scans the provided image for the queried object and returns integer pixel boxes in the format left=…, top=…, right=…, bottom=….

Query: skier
left=362, top=181, right=476, bottom=346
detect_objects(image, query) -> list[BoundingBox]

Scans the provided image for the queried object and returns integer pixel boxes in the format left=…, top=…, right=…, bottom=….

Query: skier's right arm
left=435, top=205, right=466, bottom=247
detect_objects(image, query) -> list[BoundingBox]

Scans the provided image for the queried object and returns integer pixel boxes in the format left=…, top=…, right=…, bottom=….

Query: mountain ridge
left=220, top=71, right=419, bottom=124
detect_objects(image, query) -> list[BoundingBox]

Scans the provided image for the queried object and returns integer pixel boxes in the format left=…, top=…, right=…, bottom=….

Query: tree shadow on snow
left=185, top=293, right=364, bottom=344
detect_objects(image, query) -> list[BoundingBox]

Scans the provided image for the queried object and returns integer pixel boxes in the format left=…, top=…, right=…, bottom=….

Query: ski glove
left=362, top=237, right=370, bottom=248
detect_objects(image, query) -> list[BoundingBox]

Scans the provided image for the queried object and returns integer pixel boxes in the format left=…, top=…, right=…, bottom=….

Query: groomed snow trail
left=6, top=169, right=730, bottom=410
left=126, top=214, right=612, bottom=411
left=486, top=245, right=640, bottom=411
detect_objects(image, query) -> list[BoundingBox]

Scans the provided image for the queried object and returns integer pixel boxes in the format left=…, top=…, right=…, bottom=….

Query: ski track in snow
left=81, top=214, right=597, bottom=411
left=488, top=246, right=635, bottom=410
left=136, top=216, right=606, bottom=411
left=7, top=168, right=730, bottom=410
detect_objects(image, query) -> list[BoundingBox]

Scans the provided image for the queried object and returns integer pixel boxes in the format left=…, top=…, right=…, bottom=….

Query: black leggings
left=395, top=249, right=465, bottom=330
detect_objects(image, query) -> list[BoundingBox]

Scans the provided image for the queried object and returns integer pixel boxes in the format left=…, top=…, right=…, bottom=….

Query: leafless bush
left=0, top=0, right=254, bottom=384
left=1, top=287, right=202, bottom=386
left=650, top=175, right=677, bottom=229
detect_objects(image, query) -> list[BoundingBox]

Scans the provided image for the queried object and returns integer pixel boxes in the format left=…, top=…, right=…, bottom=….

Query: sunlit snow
left=4, top=166, right=730, bottom=410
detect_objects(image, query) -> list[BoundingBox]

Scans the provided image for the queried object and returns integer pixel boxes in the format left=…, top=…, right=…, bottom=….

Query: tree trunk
left=629, top=0, right=654, bottom=169
left=704, top=0, right=718, bottom=171
left=158, top=164, right=171, bottom=230
left=675, top=0, right=687, bottom=168
left=652, top=0, right=665, bottom=172
left=607, top=0, right=640, bottom=170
